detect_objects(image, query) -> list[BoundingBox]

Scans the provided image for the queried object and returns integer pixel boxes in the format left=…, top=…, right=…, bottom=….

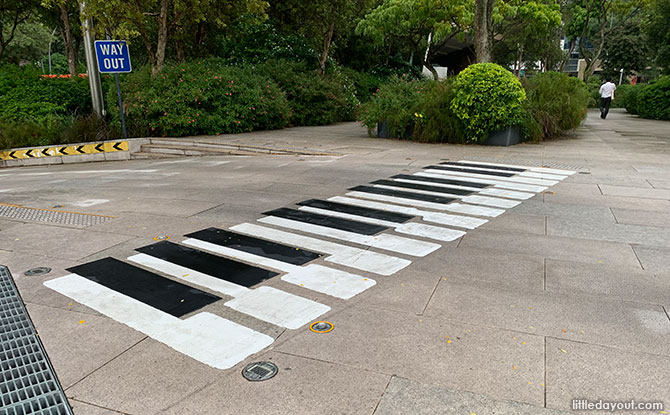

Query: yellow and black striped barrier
left=0, top=141, right=128, bottom=161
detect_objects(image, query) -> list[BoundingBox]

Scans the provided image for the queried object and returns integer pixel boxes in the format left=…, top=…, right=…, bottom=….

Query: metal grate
left=0, top=265, right=73, bottom=415
left=464, top=157, right=584, bottom=171
left=0, top=204, right=114, bottom=227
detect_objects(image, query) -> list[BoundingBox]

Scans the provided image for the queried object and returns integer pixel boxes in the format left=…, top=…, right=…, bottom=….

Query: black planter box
left=377, top=120, right=413, bottom=139
left=485, top=126, right=522, bottom=146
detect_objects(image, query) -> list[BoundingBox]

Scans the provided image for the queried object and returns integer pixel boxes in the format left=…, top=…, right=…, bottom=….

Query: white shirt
left=600, top=82, right=616, bottom=98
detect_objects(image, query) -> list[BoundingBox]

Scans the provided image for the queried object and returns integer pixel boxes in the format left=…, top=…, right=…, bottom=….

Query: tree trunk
left=176, top=39, right=185, bottom=63
left=318, top=21, right=335, bottom=75
left=516, top=44, right=524, bottom=77
left=152, top=0, right=170, bottom=75
left=474, top=0, right=495, bottom=63
left=59, top=4, right=78, bottom=76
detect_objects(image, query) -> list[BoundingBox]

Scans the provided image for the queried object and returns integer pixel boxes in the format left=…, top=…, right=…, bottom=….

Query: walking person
left=599, top=77, right=616, bottom=119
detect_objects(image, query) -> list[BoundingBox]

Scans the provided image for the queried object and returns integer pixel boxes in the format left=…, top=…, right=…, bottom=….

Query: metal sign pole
left=114, top=73, right=127, bottom=139
left=79, top=1, right=105, bottom=116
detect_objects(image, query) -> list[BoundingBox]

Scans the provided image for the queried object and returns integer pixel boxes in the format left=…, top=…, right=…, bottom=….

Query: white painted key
left=224, top=286, right=330, bottom=330
left=190, top=224, right=411, bottom=276
left=44, top=274, right=274, bottom=370
left=298, top=206, right=465, bottom=242
left=424, top=168, right=558, bottom=186
left=258, top=216, right=441, bottom=257
left=458, top=160, right=576, bottom=176
left=392, top=177, right=485, bottom=192
left=129, top=251, right=375, bottom=301
left=438, top=163, right=567, bottom=181
left=346, top=191, right=505, bottom=217
left=479, top=188, right=535, bottom=200
left=460, top=195, right=520, bottom=208
left=414, top=172, right=547, bottom=193
left=328, top=196, right=488, bottom=229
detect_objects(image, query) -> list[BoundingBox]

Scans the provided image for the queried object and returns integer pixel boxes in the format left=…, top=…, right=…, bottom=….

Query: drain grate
left=0, top=265, right=73, bottom=415
left=0, top=204, right=114, bottom=227
left=464, top=157, right=584, bottom=171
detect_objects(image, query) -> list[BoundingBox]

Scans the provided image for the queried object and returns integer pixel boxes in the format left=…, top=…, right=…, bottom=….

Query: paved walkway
left=0, top=109, right=669, bottom=414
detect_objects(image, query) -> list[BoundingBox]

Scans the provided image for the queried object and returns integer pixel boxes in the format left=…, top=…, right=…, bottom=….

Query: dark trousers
left=600, top=97, right=612, bottom=119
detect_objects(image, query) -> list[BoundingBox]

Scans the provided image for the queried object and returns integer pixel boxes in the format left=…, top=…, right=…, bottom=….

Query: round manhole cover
left=309, top=321, right=334, bottom=333
left=24, top=267, right=52, bottom=276
left=242, top=361, right=278, bottom=382
left=153, top=235, right=170, bottom=241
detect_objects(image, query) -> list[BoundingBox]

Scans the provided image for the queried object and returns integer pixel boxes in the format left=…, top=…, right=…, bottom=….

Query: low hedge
left=359, top=67, right=590, bottom=144
left=636, top=77, right=670, bottom=120
left=524, top=72, right=590, bottom=140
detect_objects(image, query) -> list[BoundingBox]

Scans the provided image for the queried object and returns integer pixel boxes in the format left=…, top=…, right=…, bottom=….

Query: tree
left=563, top=0, right=647, bottom=80
left=601, top=17, right=650, bottom=77
left=40, top=0, right=82, bottom=76
left=1, top=21, right=51, bottom=64
left=83, top=0, right=268, bottom=75
left=270, top=0, right=374, bottom=75
left=356, top=0, right=473, bottom=79
left=474, top=0, right=494, bottom=62
left=492, top=0, right=562, bottom=74
left=0, top=0, right=41, bottom=61
left=646, top=0, right=670, bottom=73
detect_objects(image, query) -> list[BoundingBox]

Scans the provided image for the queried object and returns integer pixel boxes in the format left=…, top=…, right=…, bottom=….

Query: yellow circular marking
left=153, top=235, right=170, bottom=241
left=309, top=321, right=334, bottom=333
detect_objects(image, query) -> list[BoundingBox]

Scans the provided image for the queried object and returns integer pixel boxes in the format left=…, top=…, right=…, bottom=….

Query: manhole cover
left=242, top=361, right=278, bottom=381
left=578, top=171, right=591, bottom=174
left=24, top=267, right=52, bottom=276
left=153, top=235, right=170, bottom=241
left=310, top=321, right=334, bottom=333
left=52, top=205, right=64, bottom=208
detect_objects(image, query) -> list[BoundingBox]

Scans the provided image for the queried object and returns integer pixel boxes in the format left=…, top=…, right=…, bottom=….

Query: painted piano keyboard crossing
left=43, top=160, right=575, bottom=370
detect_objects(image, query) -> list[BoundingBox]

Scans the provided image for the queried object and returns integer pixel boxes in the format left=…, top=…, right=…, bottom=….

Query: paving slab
left=409, top=245, right=545, bottom=290
left=27, top=302, right=146, bottom=389
left=424, top=278, right=670, bottom=356
left=633, top=245, right=670, bottom=271
left=458, top=229, right=641, bottom=268
left=276, top=305, right=546, bottom=406
left=0, top=223, right=134, bottom=261
left=546, top=338, right=670, bottom=412
left=545, top=258, right=670, bottom=305
left=612, top=207, right=670, bottom=227
left=162, top=351, right=390, bottom=415
left=600, top=184, right=670, bottom=200
left=478, top=212, right=546, bottom=235
left=375, top=377, right=573, bottom=415
left=547, top=216, right=670, bottom=247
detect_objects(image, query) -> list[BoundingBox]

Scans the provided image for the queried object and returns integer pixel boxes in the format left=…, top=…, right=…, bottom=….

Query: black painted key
left=424, top=165, right=516, bottom=177
left=136, top=241, right=278, bottom=288
left=349, top=185, right=457, bottom=204
left=441, top=161, right=526, bottom=172
left=297, top=199, right=413, bottom=223
left=263, top=207, right=388, bottom=235
left=392, top=174, right=489, bottom=189
left=67, top=258, right=220, bottom=317
left=371, top=179, right=474, bottom=196
left=185, top=228, right=322, bottom=266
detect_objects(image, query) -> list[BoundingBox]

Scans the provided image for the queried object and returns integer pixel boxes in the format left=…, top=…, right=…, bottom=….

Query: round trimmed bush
left=450, top=63, right=526, bottom=142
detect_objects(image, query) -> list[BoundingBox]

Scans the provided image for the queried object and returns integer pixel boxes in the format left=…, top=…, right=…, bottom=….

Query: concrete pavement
left=1, top=108, right=669, bottom=414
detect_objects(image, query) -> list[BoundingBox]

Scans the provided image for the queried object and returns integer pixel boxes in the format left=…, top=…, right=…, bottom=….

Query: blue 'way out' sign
left=94, top=40, right=132, bottom=73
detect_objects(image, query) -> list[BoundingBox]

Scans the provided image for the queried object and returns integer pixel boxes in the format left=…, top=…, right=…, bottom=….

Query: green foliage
left=254, top=60, right=358, bottom=126
left=636, top=76, right=670, bottom=120
left=624, top=84, right=643, bottom=114
left=450, top=63, right=526, bottom=142
left=216, top=20, right=318, bottom=65
left=601, top=18, right=650, bottom=78
left=411, top=79, right=465, bottom=143
left=524, top=72, right=590, bottom=140
left=110, top=60, right=291, bottom=137
left=646, top=0, right=670, bottom=73
left=0, top=70, right=91, bottom=124
left=358, top=75, right=426, bottom=137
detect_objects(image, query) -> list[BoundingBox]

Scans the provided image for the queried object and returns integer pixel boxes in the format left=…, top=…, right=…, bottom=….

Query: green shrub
left=111, top=60, right=291, bottom=137
left=254, top=60, right=358, bottom=126
left=636, top=76, right=670, bottom=120
left=411, top=79, right=465, bottom=144
left=339, top=66, right=385, bottom=102
left=358, top=75, right=427, bottom=137
left=0, top=73, right=92, bottom=124
left=524, top=72, right=590, bottom=140
left=624, top=84, right=643, bottom=115
left=450, top=63, right=526, bottom=143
